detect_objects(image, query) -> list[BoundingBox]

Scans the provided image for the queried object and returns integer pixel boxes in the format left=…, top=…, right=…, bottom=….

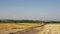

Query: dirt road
left=10, top=24, right=45, bottom=34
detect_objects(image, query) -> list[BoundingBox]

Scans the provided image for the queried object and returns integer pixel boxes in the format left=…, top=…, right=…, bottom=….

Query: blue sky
left=0, top=0, right=60, bottom=21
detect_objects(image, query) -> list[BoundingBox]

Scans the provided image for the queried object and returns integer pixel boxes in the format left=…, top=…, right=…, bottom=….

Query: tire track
left=9, top=24, right=46, bottom=34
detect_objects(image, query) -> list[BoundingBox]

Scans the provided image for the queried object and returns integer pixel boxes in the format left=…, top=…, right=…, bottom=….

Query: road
left=10, top=24, right=45, bottom=34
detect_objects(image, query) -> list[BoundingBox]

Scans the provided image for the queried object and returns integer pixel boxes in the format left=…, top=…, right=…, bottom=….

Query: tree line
left=0, top=20, right=60, bottom=23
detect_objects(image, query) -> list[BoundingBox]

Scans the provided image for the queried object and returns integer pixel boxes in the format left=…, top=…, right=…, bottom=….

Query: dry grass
left=38, top=24, right=60, bottom=34
left=0, top=23, right=41, bottom=30
left=0, top=23, right=41, bottom=34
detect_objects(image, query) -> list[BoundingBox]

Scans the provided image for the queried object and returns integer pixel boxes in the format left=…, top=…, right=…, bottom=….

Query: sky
left=0, top=0, right=60, bottom=21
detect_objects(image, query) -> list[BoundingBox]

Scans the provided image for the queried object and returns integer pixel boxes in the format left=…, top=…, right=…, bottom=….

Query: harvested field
left=38, top=24, right=60, bottom=34
left=0, top=23, right=41, bottom=34
left=0, top=23, right=41, bottom=30
left=0, top=23, right=60, bottom=34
